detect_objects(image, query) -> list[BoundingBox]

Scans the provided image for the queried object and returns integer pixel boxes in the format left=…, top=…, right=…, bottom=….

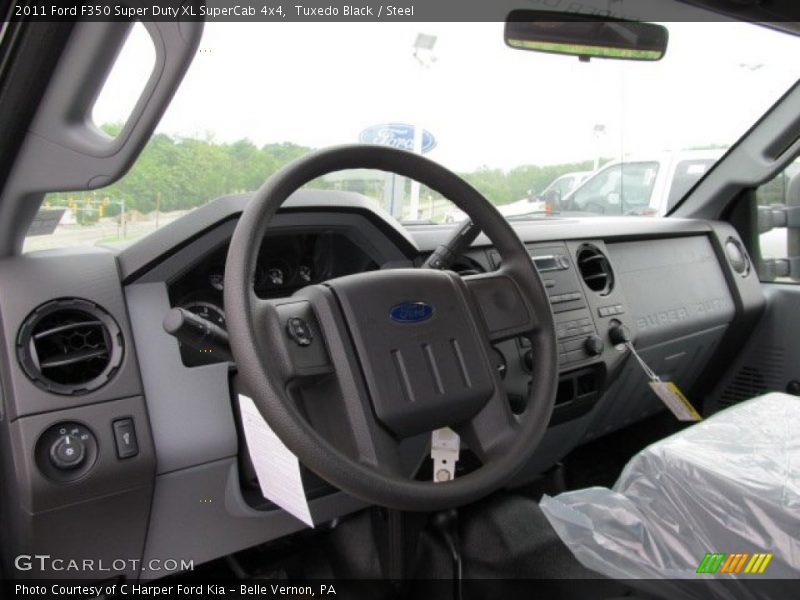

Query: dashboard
left=0, top=189, right=765, bottom=579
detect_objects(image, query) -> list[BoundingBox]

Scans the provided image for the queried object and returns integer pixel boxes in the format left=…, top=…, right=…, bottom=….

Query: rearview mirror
left=505, top=11, right=668, bottom=62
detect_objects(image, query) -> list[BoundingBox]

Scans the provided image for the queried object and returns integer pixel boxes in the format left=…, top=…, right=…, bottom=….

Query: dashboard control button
left=584, top=335, right=605, bottom=357
left=36, top=422, right=98, bottom=482
left=50, top=435, right=86, bottom=470
left=113, top=418, right=139, bottom=459
left=287, top=317, right=313, bottom=346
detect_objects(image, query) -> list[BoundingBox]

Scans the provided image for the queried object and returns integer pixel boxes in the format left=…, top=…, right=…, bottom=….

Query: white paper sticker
left=238, top=394, right=314, bottom=527
left=431, top=427, right=460, bottom=482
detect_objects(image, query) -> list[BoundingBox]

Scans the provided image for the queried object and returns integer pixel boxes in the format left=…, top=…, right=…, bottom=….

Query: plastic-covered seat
left=540, top=392, right=800, bottom=596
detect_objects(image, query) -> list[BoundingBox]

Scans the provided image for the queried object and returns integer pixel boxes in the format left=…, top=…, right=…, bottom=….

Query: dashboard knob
left=584, top=335, right=605, bottom=356
left=608, top=323, right=632, bottom=346
left=49, top=434, right=86, bottom=470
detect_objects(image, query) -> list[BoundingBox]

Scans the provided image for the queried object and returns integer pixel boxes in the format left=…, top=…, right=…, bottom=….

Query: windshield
left=24, top=21, right=800, bottom=252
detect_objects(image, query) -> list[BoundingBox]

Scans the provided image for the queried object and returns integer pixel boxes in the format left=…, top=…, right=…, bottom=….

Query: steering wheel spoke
left=253, top=291, right=416, bottom=478
left=463, top=265, right=541, bottom=343
left=455, top=388, right=521, bottom=464
left=252, top=296, right=334, bottom=381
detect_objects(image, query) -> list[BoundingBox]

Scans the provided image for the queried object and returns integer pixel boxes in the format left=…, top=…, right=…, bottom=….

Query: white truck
left=561, top=149, right=725, bottom=217
left=561, top=150, right=800, bottom=263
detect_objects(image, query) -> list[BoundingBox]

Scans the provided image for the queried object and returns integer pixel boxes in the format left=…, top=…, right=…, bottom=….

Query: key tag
left=431, top=427, right=460, bottom=482
left=624, top=341, right=702, bottom=422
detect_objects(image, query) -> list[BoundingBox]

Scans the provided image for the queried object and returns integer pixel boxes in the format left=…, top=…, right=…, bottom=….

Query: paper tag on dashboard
left=238, top=394, right=314, bottom=527
left=648, top=381, right=702, bottom=422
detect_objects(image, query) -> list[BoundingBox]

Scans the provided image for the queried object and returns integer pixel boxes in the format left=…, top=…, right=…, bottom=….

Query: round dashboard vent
left=725, top=237, right=750, bottom=276
left=576, top=244, right=614, bottom=295
left=16, top=299, right=123, bottom=396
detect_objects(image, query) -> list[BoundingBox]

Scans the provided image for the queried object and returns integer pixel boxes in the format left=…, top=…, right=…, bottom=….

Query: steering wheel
left=224, top=145, right=558, bottom=511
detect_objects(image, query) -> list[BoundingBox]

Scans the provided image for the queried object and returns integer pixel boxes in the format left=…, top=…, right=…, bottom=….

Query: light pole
left=593, top=123, right=607, bottom=171
left=409, top=33, right=437, bottom=220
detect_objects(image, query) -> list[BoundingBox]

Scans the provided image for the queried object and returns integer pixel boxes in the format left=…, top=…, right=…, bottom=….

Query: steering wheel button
left=287, top=317, right=313, bottom=346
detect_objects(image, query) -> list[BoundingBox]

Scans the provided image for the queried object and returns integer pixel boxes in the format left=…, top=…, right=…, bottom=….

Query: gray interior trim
left=408, top=217, right=714, bottom=253
left=133, top=211, right=413, bottom=286
left=142, top=457, right=366, bottom=574
left=0, top=20, right=202, bottom=255
left=0, top=248, right=143, bottom=419
left=709, top=283, right=800, bottom=413
left=583, top=325, right=727, bottom=441
left=119, top=189, right=419, bottom=282
left=125, top=282, right=237, bottom=474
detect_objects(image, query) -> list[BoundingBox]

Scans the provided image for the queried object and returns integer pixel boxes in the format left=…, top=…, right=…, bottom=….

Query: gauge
left=182, top=301, right=226, bottom=330
left=208, top=272, right=224, bottom=291
left=266, top=267, right=285, bottom=286
left=297, top=265, right=312, bottom=284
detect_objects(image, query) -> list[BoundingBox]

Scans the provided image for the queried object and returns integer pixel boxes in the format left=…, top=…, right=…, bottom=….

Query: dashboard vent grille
left=17, top=299, right=123, bottom=395
left=576, top=244, right=614, bottom=295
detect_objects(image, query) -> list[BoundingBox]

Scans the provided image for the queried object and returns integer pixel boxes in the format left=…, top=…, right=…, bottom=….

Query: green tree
left=49, top=126, right=605, bottom=217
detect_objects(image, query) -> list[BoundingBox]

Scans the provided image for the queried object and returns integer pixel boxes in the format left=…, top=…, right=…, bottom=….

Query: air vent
left=576, top=244, right=614, bottom=295
left=17, top=299, right=123, bottom=395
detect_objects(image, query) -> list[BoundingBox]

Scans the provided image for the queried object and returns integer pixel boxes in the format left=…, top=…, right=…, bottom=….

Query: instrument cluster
left=169, top=231, right=378, bottom=367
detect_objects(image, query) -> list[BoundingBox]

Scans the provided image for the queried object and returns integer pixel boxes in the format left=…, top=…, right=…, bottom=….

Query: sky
left=93, top=21, right=800, bottom=172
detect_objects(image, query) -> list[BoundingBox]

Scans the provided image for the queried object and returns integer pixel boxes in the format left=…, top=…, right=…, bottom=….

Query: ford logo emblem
left=359, top=123, right=437, bottom=154
left=389, top=302, right=434, bottom=323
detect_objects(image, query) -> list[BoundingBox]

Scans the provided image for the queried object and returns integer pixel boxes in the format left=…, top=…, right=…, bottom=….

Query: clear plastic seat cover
left=540, top=393, right=800, bottom=596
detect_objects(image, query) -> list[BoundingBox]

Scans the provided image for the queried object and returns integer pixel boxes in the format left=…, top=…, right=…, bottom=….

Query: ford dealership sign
left=359, top=123, right=436, bottom=154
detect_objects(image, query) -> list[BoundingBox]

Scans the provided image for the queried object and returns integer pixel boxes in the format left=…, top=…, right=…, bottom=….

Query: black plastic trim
left=16, top=298, right=124, bottom=396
